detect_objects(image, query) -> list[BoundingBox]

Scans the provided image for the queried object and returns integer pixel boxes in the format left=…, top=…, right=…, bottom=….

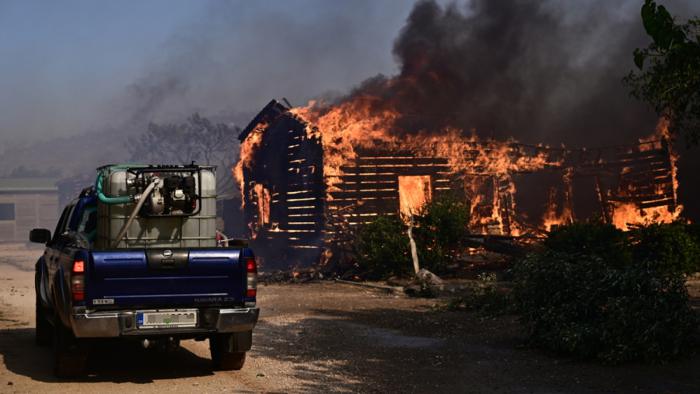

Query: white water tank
left=95, top=166, right=217, bottom=249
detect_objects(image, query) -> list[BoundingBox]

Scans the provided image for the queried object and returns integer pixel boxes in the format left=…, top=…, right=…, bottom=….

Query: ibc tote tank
left=94, top=165, right=218, bottom=249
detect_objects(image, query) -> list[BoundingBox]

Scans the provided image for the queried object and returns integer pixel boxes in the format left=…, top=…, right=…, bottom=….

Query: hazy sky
left=0, top=0, right=420, bottom=143
left=1, top=0, right=698, bottom=146
left=0, top=1, right=188, bottom=141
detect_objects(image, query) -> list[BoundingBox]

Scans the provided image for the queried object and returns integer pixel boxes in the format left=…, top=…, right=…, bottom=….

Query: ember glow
left=254, top=183, right=271, bottom=226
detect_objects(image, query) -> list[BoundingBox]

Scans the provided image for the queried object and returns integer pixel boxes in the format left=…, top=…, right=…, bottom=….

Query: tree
left=354, top=215, right=412, bottom=279
left=625, top=0, right=700, bottom=146
left=413, top=195, right=470, bottom=273
left=513, top=222, right=698, bottom=363
left=128, top=113, right=240, bottom=196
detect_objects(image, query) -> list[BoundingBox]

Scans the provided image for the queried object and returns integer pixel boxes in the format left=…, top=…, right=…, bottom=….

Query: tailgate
left=86, top=248, right=244, bottom=308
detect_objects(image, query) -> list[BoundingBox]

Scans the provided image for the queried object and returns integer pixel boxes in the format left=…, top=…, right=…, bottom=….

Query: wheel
left=35, top=296, right=52, bottom=346
left=210, top=334, right=247, bottom=370
left=52, top=320, right=88, bottom=378
left=34, top=271, right=52, bottom=347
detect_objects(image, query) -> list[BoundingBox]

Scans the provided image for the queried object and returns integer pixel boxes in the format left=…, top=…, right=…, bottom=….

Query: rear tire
left=52, top=319, right=88, bottom=378
left=35, top=292, right=51, bottom=347
left=210, top=334, right=247, bottom=370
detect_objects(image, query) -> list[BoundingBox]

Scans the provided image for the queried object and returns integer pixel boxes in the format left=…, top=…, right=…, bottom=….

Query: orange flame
left=609, top=118, right=683, bottom=231
left=398, top=175, right=432, bottom=218
left=237, top=97, right=682, bottom=236
left=254, top=183, right=271, bottom=226
left=290, top=97, right=563, bottom=235
left=541, top=169, right=574, bottom=231
left=232, top=121, right=267, bottom=207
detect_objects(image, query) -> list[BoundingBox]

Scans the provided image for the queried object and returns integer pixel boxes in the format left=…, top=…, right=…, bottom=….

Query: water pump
left=142, top=174, right=198, bottom=215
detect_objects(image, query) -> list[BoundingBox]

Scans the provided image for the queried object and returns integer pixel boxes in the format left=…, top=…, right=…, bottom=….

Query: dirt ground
left=1, top=244, right=699, bottom=393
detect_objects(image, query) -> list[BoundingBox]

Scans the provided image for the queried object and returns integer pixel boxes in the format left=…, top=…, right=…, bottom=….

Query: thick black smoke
left=341, top=0, right=664, bottom=146
left=333, top=0, right=700, bottom=220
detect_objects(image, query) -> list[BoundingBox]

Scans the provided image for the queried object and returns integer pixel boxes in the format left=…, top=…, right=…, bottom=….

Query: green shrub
left=353, top=195, right=470, bottom=279
left=448, top=273, right=513, bottom=316
left=354, top=215, right=412, bottom=279
left=685, top=223, right=700, bottom=245
left=543, top=222, right=630, bottom=266
left=513, top=222, right=698, bottom=363
left=413, top=195, right=470, bottom=273
left=630, top=223, right=700, bottom=275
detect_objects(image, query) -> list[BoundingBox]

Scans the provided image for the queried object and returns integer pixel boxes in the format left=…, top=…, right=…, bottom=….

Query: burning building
left=230, top=0, right=692, bottom=267
left=234, top=99, right=681, bottom=267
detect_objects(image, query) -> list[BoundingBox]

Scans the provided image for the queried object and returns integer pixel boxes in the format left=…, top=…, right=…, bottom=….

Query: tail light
left=71, top=259, right=85, bottom=302
left=245, top=257, right=257, bottom=298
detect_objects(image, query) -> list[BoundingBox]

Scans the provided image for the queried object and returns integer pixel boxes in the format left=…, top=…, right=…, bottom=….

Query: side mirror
left=29, top=228, right=52, bottom=244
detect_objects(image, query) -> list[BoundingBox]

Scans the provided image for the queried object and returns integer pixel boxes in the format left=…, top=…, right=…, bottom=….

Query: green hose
left=95, top=167, right=133, bottom=205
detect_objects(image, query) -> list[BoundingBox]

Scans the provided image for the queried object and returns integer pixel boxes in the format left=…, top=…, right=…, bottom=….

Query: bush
left=513, top=222, right=698, bottom=363
left=685, top=223, right=700, bottom=246
left=630, top=223, right=700, bottom=275
left=448, top=273, right=513, bottom=316
left=354, top=215, right=412, bottom=279
left=413, top=195, right=470, bottom=273
left=543, top=221, right=630, bottom=266
left=354, top=195, right=470, bottom=279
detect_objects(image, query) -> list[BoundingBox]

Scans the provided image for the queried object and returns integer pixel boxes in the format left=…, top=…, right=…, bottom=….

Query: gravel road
left=1, top=244, right=699, bottom=393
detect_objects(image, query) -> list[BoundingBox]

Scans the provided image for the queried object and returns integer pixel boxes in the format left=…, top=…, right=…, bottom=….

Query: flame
left=398, top=175, right=432, bottom=218
left=542, top=169, right=574, bottom=231
left=289, top=97, right=565, bottom=234
left=237, top=98, right=682, bottom=237
left=232, top=121, right=267, bottom=206
left=611, top=203, right=682, bottom=231
left=542, top=189, right=574, bottom=232
left=293, top=99, right=683, bottom=234
left=608, top=118, right=683, bottom=230
left=290, top=98, right=401, bottom=195
left=254, top=183, right=271, bottom=226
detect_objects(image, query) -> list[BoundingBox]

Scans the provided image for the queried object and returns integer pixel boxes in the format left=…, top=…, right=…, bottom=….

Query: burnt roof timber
left=238, top=99, right=290, bottom=142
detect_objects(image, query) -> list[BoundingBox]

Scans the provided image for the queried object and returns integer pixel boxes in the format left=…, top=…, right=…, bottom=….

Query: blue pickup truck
left=30, top=164, right=259, bottom=377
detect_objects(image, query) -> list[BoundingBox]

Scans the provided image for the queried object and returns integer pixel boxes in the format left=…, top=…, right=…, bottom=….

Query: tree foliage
left=625, top=0, right=700, bottom=145
left=128, top=113, right=240, bottom=194
left=543, top=221, right=631, bottom=267
left=513, top=222, right=699, bottom=364
left=630, top=223, right=700, bottom=275
left=354, top=215, right=412, bottom=280
left=354, top=195, right=470, bottom=279
left=413, top=195, right=470, bottom=273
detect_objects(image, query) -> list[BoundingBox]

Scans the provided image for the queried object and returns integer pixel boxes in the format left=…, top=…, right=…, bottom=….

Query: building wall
left=0, top=192, right=59, bottom=242
left=241, top=112, right=325, bottom=267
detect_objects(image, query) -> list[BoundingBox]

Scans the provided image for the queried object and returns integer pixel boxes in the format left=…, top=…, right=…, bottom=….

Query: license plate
left=136, top=310, right=198, bottom=329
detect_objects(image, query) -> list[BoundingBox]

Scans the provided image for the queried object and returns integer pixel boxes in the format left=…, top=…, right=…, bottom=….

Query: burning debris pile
left=233, top=99, right=681, bottom=267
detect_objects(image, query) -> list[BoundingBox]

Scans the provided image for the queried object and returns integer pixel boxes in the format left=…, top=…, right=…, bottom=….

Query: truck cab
left=31, top=164, right=258, bottom=377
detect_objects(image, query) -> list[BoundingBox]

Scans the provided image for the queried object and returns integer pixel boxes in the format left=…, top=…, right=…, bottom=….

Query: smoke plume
left=308, top=0, right=700, bottom=220
left=329, top=0, right=684, bottom=146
